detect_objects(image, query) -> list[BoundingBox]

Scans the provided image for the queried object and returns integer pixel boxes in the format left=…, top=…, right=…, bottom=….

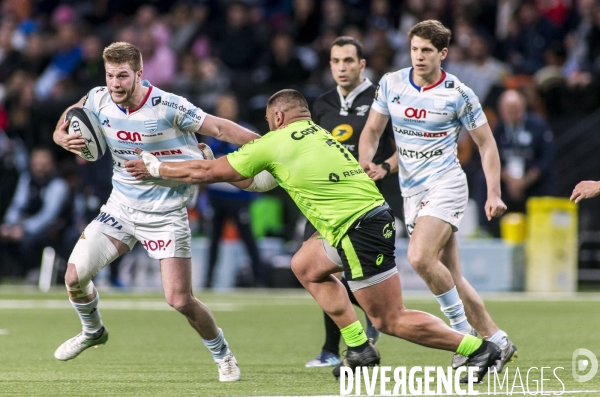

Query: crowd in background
left=1, top=0, right=600, bottom=282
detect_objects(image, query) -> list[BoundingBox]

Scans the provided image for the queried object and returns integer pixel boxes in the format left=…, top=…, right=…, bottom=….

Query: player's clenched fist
left=485, top=195, right=507, bottom=221
left=570, top=181, right=600, bottom=203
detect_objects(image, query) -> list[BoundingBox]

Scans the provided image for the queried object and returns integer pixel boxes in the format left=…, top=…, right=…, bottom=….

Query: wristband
left=141, top=151, right=162, bottom=177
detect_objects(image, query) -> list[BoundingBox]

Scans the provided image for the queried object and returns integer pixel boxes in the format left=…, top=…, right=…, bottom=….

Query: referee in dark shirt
left=304, top=36, right=401, bottom=367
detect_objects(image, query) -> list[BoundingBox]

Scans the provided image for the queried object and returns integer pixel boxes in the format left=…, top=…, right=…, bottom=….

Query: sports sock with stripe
left=488, top=329, right=509, bottom=348
left=435, top=286, right=472, bottom=334
left=202, top=328, right=229, bottom=360
left=70, top=292, right=103, bottom=335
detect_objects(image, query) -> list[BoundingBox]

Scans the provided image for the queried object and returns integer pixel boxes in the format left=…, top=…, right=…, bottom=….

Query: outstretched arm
left=469, top=123, right=507, bottom=220
left=126, top=147, right=247, bottom=184
left=198, top=115, right=261, bottom=146
left=571, top=181, right=600, bottom=203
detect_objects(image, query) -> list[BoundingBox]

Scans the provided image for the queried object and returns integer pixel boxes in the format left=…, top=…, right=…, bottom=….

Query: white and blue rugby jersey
left=372, top=68, right=487, bottom=197
left=83, top=81, right=206, bottom=212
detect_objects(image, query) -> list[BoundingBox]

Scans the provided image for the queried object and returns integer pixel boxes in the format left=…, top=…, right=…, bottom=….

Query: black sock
left=322, top=311, right=341, bottom=355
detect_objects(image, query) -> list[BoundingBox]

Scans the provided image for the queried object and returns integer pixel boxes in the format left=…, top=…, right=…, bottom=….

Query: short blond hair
left=102, top=42, right=143, bottom=71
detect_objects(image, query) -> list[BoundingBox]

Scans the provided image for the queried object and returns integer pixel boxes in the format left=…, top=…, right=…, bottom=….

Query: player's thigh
left=134, top=206, right=192, bottom=260
left=408, top=215, right=453, bottom=264
left=291, top=235, right=341, bottom=282
left=352, top=273, right=405, bottom=331
left=160, top=256, right=193, bottom=295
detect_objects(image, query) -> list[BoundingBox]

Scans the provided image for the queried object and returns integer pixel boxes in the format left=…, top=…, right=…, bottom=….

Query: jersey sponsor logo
left=420, top=201, right=430, bottom=209
left=397, top=146, right=443, bottom=160
left=376, top=254, right=384, bottom=265
left=94, top=211, right=123, bottom=230
left=111, top=148, right=183, bottom=156
left=342, top=168, right=364, bottom=177
left=117, top=131, right=142, bottom=142
left=356, top=105, right=370, bottom=116
left=445, top=80, right=454, bottom=88
left=291, top=125, right=319, bottom=140
left=144, top=119, right=158, bottom=132
left=455, top=86, right=477, bottom=129
left=393, top=126, right=448, bottom=138
left=95, top=87, right=106, bottom=93
left=142, top=239, right=172, bottom=251
left=404, top=107, right=427, bottom=119
left=374, top=83, right=380, bottom=99
left=151, top=96, right=161, bottom=106
left=101, top=118, right=111, bottom=127
left=329, top=173, right=340, bottom=182
left=162, top=100, right=203, bottom=122
left=382, top=221, right=395, bottom=238
left=391, top=95, right=401, bottom=104
left=332, top=124, right=353, bottom=142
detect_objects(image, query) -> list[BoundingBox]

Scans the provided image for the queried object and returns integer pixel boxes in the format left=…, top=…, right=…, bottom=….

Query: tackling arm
left=199, top=114, right=261, bottom=146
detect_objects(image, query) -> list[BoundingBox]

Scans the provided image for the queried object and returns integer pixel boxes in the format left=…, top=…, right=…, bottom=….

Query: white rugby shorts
left=84, top=197, right=191, bottom=259
left=403, top=172, right=468, bottom=236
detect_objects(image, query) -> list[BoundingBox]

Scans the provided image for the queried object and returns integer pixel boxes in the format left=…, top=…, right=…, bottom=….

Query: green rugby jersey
left=227, top=119, right=385, bottom=246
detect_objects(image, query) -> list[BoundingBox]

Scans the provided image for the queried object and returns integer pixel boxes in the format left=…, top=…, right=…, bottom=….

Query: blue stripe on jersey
left=82, top=84, right=207, bottom=212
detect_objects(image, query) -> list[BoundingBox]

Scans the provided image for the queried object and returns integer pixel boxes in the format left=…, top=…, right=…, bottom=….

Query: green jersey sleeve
left=226, top=137, right=275, bottom=179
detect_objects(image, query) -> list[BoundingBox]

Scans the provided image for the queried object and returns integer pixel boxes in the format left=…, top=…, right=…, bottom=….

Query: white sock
left=435, top=286, right=472, bottom=334
left=70, top=292, right=103, bottom=335
left=202, top=328, right=229, bottom=360
left=489, top=330, right=508, bottom=348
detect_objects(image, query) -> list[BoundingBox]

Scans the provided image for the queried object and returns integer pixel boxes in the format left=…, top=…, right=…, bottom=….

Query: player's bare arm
left=366, top=140, right=398, bottom=181
left=199, top=114, right=261, bottom=146
left=53, top=96, right=87, bottom=155
left=571, top=181, right=600, bottom=203
left=126, top=147, right=247, bottom=185
left=469, top=122, right=507, bottom=220
left=358, top=108, right=391, bottom=175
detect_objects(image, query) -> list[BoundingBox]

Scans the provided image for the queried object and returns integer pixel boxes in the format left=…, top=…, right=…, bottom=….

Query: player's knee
left=165, top=292, right=194, bottom=314
left=64, top=263, right=80, bottom=289
left=290, top=252, right=309, bottom=279
left=407, top=248, right=430, bottom=273
left=66, top=230, right=119, bottom=298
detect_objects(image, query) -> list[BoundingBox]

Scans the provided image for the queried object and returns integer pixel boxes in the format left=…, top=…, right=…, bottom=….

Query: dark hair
left=331, top=36, right=364, bottom=60
left=408, top=20, right=451, bottom=52
left=267, top=89, right=309, bottom=111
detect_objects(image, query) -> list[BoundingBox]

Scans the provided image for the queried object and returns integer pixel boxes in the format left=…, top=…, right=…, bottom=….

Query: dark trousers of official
left=206, top=195, right=263, bottom=288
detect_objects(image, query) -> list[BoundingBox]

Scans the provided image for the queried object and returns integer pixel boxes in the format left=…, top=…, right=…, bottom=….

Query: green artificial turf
left=0, top=288, right=599, bottom=396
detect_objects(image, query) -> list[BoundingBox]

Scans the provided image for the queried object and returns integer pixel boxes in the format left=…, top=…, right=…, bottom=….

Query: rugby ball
left=66, top=107, right=107, bottom=162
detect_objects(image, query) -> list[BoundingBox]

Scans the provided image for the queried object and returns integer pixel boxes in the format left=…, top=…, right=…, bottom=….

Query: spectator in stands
left=267, top=31, right=310, bottom=91
left=446, top=34, right=510, bottom=104
left=204, top=93, right=264, bottom=288
left=136, top=28, right=176, bottom=87
left=74, top=35, right=106, bottom=90
left=0, top=147, right=72, bottom=280
left=475, top=90, right=555, bottom=236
